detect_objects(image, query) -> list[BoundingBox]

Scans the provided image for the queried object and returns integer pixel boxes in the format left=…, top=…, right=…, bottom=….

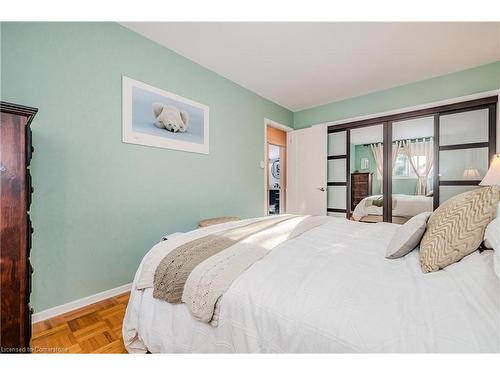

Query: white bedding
left=352, top=194, right=433, bottom=220
left=123, top=217, right=500, bottom=353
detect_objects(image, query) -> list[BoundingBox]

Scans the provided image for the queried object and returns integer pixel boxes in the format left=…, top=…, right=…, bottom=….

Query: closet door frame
left=433, top=102, right=497, bottom=209
left=327, top=95, right=497, bottom=222
left=327, top=124, right=388, bottom=220
left=382, top=122, right=391, bottom=222
left=326, top=129, right=350, bottom=215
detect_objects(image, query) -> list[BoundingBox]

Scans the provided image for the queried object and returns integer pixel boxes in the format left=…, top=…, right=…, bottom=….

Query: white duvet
left=123, top=217, right=500, bottom=353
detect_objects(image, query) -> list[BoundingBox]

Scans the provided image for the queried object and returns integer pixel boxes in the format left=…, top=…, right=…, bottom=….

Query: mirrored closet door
left=349, top=125, right=383, bottom=222
left=437, top=106, right=495, bottom=205
left=391, top=116, right=434, bottom=223
left=326, top=95, right=497, bottom=223
left=327, top=124, right=385, bottom=221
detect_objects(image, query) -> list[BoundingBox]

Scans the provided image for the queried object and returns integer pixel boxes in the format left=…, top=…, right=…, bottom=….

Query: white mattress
left=123, top=217, right=500, bottom=353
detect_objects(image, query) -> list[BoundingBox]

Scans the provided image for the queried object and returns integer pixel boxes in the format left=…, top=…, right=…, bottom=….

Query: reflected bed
left=352, top=194, right=433, bottom=223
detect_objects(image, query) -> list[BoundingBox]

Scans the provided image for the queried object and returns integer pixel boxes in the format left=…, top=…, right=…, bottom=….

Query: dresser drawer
left=351, top=172, right=373, bottom=211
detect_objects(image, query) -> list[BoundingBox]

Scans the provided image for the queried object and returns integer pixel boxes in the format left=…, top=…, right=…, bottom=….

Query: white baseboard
left=32, top=283, right=132, bottom=323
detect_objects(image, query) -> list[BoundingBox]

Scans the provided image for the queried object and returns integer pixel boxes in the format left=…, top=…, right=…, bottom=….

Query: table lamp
left=480, top=154, right=500, bottom=186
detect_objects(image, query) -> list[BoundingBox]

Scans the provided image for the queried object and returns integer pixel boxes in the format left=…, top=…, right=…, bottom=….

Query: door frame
left=263, top=119, right=293, bottom=216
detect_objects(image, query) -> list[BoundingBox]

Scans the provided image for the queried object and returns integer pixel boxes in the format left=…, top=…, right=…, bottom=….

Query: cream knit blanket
left=136, top=217, right=273, bottom=290
left=153, top=215, right=294, bottom=303
left=182, top=215, right=330, bottom=325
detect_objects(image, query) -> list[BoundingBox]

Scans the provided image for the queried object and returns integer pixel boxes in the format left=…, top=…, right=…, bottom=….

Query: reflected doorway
left=266, top=125, right=288, bottom=215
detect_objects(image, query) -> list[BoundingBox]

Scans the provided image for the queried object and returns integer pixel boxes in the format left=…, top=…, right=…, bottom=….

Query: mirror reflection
left=349, top=124, right=383, bottom=222
left=391, top=117, right=434, bottom=223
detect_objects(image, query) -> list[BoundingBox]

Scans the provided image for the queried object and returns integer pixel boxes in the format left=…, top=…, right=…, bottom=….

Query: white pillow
left=484, top=216, right=500, bottom=250
left=484, top=217, right=500, bottom=280
left=385, top=212, right=432, bottom=259
left=483, top=203, right=500, bottom=248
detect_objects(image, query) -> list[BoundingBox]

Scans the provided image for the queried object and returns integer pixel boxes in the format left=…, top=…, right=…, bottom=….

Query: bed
left=122, top=215, right=499, bottom=353
left=352, top=194, right=433, bottom=222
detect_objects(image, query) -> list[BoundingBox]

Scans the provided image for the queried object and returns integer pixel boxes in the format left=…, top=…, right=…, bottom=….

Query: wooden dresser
left=351, top=172, right=372, bottom=211
left=0, top=101, right=37, bottom=353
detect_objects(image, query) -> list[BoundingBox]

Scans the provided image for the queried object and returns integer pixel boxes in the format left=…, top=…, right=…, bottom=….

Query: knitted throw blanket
left=153, top=215, right=294, bottom=303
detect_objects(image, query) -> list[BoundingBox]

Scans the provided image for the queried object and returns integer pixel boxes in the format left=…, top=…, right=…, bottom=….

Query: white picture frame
left=361, top=157, right=369, bottom=170
left=122, top=76, right=209, bottom=154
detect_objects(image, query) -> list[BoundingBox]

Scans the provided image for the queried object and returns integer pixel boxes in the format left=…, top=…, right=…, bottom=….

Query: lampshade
left=480, top=154, right=500, bottom=186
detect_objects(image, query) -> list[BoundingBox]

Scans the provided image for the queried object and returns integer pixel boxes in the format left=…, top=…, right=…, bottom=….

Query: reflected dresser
left=351, top=172, right=372, bottom=212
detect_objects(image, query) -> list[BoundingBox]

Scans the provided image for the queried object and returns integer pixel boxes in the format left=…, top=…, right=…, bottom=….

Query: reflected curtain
left=370, top=142, right=403, bottom=194
left=370, top=143, right=384, bottom=193
left=392, top=141, right=403, bottom=169
left=403, top=139, right=434, bottom=195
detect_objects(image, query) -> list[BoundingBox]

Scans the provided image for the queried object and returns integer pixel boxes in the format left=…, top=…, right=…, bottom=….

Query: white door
left=286, top=124, right=327, bottom=215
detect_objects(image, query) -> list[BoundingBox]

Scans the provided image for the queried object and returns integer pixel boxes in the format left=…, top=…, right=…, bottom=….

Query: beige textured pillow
left=419, top=186, right=499, bottom=273
left=385, top=212, right=432, bottom=259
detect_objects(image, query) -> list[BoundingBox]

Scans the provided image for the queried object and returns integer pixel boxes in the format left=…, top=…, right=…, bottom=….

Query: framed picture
left=361, top=157, right=369, bottom=170
left=122, top=76, right=209, bottom=154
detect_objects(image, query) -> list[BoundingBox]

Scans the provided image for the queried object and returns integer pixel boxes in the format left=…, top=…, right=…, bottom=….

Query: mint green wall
left=294, top=61, right=500, bottom=129
left=0, top=22, right=292, bottom=312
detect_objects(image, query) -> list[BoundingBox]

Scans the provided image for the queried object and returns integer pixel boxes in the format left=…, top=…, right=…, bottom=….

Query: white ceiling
left=121, top=22, right=500, bottom=111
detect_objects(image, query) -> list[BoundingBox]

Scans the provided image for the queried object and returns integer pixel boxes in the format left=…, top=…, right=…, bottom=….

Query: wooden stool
left=198, top=216, right=240, bottom=228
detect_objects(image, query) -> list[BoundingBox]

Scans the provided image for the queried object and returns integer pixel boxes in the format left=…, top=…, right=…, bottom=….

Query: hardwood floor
left=30, top=292, right=130, bottom=354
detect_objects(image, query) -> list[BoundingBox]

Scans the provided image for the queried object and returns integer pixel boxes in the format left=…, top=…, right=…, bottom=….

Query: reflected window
left=393, top=153, right=411, bottom=177
left=393, top=153, right=428, bottom=178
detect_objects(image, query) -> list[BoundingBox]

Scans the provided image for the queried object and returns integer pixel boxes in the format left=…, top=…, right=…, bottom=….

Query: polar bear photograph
left=129, top=83, right=206, bottom=148
left=152, top=103, right=189, bottom=133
